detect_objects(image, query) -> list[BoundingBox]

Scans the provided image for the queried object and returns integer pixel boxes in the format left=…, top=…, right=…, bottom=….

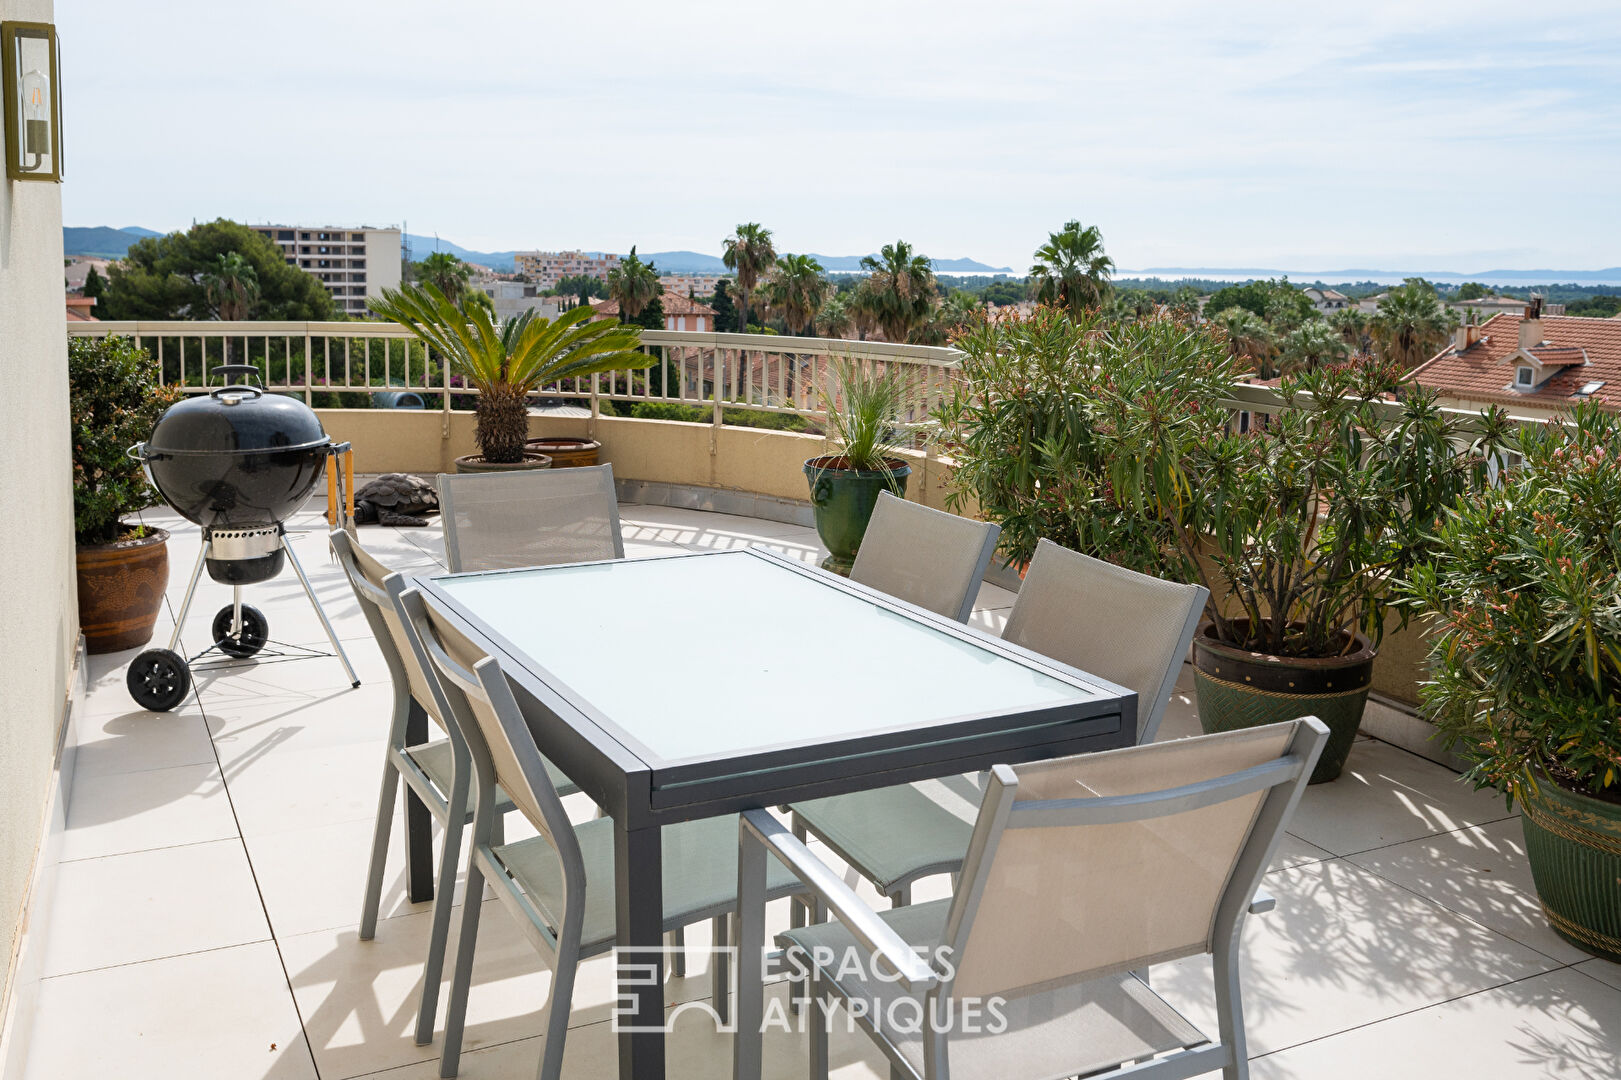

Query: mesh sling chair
left=848, top=492, right=1002, bottom=623
left=735, top=718, right=1329, bottom=1080
left=789, top=538, right=1210, bottom=912
left=398, top=586, right=806, bottom=1079
left=331, top=530, right=583, bottom=1047
left=437, top=462, right=625, bottom=573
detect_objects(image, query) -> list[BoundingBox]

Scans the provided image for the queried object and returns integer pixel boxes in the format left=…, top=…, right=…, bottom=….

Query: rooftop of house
left=17, top=493, right=1621, bottom=1080
left=1409, top=312, right=1621, bottom=411
left=592, top=292, right=717, bottom=317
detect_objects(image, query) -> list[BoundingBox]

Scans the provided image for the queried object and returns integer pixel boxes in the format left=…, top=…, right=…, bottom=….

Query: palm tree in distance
left=202, top=252, right=259, bottom=366
left=415, top=251, right=470, bottom=304
left=723, top=223, right=777, bottom=394
left=1328, top=307, right=1372, bottom=353
left=849, top=279, right=882, bottom=341
left=859, top=240, right=937, bottom=343
left=1280, top=319, right=1350, bottom=376
left=1371, top=278, right=1457, bottom=370
left=1030, top=220, right=1114, bottom=317
left=606, top=247, right=661, bottom=323
left=760, top=253, right=828, bottom=404
left=815, top=292, right=853, bottom=339
left=1211, top=306, right=1279, bottom=379
left=761, top=254, right=827, bottom=336
left=722, top=224, right=776, bottom=332
left=202, top=251, right=259, bottom=321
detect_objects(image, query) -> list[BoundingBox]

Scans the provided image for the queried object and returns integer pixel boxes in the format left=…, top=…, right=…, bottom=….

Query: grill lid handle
left=211, top=364, right=264, bottom=387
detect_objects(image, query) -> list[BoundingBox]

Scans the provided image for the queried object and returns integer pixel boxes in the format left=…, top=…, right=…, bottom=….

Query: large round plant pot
left=454, top=452, right=552, bottom=474
left=76, top=528, right=170, bottom=654
left=1191, top=621, right=1374, bottom=784
left=524, top=437, right=601, bottom=469
left=803, top=456, right=911, bottom=575
left=1521, top=778, right=1621, bottom=962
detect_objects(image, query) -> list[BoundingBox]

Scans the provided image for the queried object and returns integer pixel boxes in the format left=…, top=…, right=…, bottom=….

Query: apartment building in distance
left=514, top=249, right=620, bottom=289
left=253, top=224, right=402, bottom=316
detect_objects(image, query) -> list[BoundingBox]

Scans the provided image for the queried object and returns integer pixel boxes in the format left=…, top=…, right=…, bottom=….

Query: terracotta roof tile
left=1408, top=314, right=1621, bottom=411
left=593, top=292, right=716, bottom=317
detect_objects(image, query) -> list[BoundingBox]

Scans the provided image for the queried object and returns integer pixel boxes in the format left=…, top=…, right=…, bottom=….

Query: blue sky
left=58, top=0, right=1621, bottom=273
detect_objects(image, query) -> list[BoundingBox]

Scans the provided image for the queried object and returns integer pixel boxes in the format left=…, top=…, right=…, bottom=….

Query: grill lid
left=147, top=368, right=328, bottom=456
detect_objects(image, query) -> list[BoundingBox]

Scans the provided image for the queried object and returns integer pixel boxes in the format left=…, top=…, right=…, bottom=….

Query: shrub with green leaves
left=1401, top=404, right=1621, bottom=805
left=69, top=336, right=183, bottom=545
left=1189, top=357, right=1508, bottom=658
left=935, top=307, right=1240, bottom=576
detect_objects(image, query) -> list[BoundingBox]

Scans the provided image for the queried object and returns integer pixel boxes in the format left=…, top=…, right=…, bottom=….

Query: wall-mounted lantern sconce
left=2, top=21, right=62, bottom=182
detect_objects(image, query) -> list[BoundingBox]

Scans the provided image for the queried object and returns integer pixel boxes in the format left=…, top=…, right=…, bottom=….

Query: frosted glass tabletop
left=428, top=551, right=1103, bottom=764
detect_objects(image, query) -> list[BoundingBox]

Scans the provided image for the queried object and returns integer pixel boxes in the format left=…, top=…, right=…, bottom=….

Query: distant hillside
left=68, top=227, right=1016, bottom=276
left=1125, top=266, right=1621, bottom=288
left=63, top=226, right=149, bottom=258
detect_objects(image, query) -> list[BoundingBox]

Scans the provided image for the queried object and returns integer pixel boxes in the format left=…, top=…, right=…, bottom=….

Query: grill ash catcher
left=124, top=364, right=360, bottom=710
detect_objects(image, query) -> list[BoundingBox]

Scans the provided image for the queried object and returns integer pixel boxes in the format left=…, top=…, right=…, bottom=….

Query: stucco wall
left=311, top=408, right=964, bottom=512
left=0, top=0, right=73, bottom=1019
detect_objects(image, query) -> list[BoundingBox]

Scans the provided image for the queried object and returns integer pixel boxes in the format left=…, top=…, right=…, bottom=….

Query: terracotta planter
left=1521, top=777, right=1621, bottom=963
left=454, top=451, right=553, bottom=474
left=803, top=456, right=911, bottom=575
left=1191, top=620, right=1374, bottom=783
left=76, top=528, right=170, bottom=654
left=524, top=437, right=601, bottom=468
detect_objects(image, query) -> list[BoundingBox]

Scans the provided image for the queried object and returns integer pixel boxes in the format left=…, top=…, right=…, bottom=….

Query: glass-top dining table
left=414, top=546, right=1135, bottom=1080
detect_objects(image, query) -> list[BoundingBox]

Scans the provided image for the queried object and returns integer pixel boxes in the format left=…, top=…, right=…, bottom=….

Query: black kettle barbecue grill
left=125, top=364, right=359, bottom=711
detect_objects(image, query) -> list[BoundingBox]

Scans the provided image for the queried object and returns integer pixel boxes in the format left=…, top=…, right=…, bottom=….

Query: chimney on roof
left=1520, top=296, right=1545, bottom=350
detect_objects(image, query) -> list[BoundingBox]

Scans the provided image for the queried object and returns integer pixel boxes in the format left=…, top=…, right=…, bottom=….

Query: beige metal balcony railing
left=66, top=321, right=964, bottom=428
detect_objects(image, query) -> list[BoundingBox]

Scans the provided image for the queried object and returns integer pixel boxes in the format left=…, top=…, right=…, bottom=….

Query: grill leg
left=231, top=586, right=243, bottom=637
left=283, top=537, right=360, bottom=688
left=168, top=540, right=209, bottom=652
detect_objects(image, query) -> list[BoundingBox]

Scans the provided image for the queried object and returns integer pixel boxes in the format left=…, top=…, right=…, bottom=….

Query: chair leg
left=359, top=753, right=401, bottom=941
left=418, top=772, right=473, bottom=1047
left=535, top=935, right=580, bottom=1080
left=809, top=972, right=829, bottom=1080
left=669, top=925, right=687, bottom=978
left=712, top=913, right=731, bottom=1025
left=439, top=858, right=488, bottom=1079
left=1214, top=946, right=1249, bottom=1080
left=886, top=883, right=911, bottom=908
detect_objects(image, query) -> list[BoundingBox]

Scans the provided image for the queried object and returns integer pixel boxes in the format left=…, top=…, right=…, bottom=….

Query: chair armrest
left=740, top=808, right=938, bottom=992
left=1249, top=889, right=1276, bottom=916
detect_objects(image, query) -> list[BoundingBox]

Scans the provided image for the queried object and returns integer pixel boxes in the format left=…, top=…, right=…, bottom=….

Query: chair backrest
left=849, top=492, right=1001, bottom=623
left=396, top=586, right=582, bottom=872
left=1002, top=539, right=1208, bottom=745
left=939, top=718, right=1327, bottom=1003
left=330, top=529, right=445, bottom=731
left=438, top=463, right=624, bottom=573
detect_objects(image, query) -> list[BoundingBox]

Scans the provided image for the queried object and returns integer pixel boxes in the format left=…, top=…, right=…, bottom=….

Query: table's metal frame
left=415, top=546, right=1136, bottom=1080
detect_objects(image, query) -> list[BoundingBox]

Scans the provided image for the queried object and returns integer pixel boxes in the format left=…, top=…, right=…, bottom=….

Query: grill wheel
left=211, top=604, right=269, bottom=658
left=127, top=648, right=192, bottom=712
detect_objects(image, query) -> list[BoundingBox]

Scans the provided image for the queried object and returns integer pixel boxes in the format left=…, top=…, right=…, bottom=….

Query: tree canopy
left=606, top=246, right=661, bottom=321
left=1030, top=220, right=1114, bottom=316
left=100, top=219, right=336, bottom=321
left=1371, top=278, right=1457, bottom=370
left=859, top=240, right=938, bottom=343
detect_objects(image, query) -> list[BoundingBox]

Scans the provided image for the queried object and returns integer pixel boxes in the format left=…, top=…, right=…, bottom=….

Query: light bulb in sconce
left=20, top=63, right=48, bottom=162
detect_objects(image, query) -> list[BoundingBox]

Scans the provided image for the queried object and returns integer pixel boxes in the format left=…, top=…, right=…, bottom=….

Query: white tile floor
left=20, top=499, right=1621, bottom=1080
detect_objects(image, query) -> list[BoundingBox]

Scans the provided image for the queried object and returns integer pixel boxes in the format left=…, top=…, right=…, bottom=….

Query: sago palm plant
left=370, top=283, right=651, bottom=464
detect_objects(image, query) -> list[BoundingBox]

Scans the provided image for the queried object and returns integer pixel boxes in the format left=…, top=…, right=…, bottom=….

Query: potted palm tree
left=1182, top=357, right=1508, bottom=782
left=1401, top=405, right=1621, bottom=960
left=804, top=360, right=911, bottom=574
left=70, top=336, right=183, bottom=653
left=370, top=283, right=651, bottom=473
